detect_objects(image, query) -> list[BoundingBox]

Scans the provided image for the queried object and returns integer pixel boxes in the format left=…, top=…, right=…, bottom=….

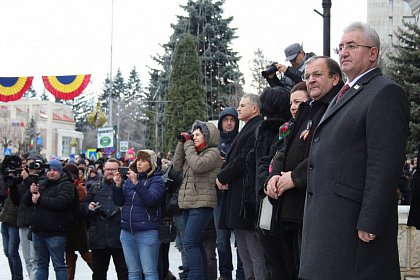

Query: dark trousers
left=279, top=223, right=302, bottom=280
left=91, top=248, right=128, bottom=280
left=258, top=228, right=288, bottom=280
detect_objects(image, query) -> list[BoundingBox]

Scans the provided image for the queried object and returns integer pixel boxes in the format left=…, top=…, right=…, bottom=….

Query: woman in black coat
left=242, top=86, right=292, bottom=280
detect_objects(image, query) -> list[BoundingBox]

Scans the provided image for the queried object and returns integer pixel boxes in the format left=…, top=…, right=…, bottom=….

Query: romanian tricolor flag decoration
left=42, top=74, right=91, bottom=100
left=0, top=77, right=33, bottom=102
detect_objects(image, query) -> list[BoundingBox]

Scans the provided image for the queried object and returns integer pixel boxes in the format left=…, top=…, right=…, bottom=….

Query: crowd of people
left=0, top=21, right=416, bottom=280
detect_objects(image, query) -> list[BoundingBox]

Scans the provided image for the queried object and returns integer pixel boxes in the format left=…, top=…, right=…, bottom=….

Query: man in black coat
left=299, top=22, right=410, bottom=280
left=84, top=158, right=128, bottom=280
left=24, top=159, right=74, bottom=280
left=265, top=56, right=343, bottom=280
left=214, top=107, right=241, bottom=280
left=9, top=151, right=47, bottom=280
left=216, top=93, right=267, bottom=280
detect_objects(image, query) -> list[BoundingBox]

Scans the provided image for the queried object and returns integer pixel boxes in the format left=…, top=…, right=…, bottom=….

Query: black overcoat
left=299, top=68, right=410, bottom=280
left=217, top=115, right=263, bottom=230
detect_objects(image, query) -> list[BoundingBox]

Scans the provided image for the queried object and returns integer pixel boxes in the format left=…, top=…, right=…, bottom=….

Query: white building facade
left=0, top=98, right=83, bottom=160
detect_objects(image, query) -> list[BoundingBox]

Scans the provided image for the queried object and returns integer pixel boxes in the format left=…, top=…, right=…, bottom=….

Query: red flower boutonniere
left=279, top=121, right=293, bottom=140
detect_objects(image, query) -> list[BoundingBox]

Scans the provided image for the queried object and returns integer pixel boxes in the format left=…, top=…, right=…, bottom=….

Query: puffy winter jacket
left=113, top=169, right=166, bottom=232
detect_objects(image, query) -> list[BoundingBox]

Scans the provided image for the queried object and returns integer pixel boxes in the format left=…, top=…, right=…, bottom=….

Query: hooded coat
left=217, top=115, right=263, bottom=230
left=218, top=107, right=239, bottom=155
left=173, top=121, right=222, bottom=209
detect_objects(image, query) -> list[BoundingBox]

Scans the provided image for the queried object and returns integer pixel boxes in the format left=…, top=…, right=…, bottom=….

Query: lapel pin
left=354, top=84, right=360, bottom=90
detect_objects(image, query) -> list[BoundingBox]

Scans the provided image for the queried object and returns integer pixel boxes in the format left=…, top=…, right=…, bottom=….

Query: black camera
left=176, top=133, right=194, bottom=143
left=118, top=167, right=129, bottom=180
left=1, top=155, right=22, bottom=176
left=261, top=62, right=278, bottom=79
left=0, top=155, right=23, bottom=186
left=26, top=161, right=49, bottom=170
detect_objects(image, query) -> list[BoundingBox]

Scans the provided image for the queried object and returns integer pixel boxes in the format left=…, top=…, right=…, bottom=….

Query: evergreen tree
left=39, top=89, right=50, bottom=101
left=73, top=92, right=96, bottom=132
left=386, top=21, right=420, bottom=153
left=98, top=70, right=126, bottom=128
left=152, top=0, right=243, bottom=121
left=144, top=69, right=160, bottom=151
left=163, top=34, right=207, bottom=152
left=125, top=67, right=143, bottom=100
left=250, top=48, right=269, bottom=94
left=24, top=86, right=37, bottom=99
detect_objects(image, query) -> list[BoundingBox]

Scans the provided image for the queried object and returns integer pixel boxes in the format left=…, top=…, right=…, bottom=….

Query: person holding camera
left=8, top=151, right=47, bottom=280
left=1, top=165, right=23, bottom=280
left=263, top=43, right=315, bottom=90
left=23, top=159, right=75, bottom=280
left=112, top=149, right=166, bottom=280
left=84, top=158, right=128, bottom=280
left=173, top=120, right=223, bottom=280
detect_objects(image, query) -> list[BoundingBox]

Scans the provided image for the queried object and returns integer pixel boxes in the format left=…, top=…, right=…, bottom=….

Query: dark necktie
left=336, top=84, right=350, bottom=103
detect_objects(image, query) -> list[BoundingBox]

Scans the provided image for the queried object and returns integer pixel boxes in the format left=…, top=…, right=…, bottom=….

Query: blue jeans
left=214, top=190, right=233, bottom=279
left=173, top=214, right=189, bottom=272
left=1, top=223, right=23, bottom=280
left=32, top=233, right=67, bottom=280
left=120, top=229, right=160, bottom=280
left=183, top=207, right=213, bottom=280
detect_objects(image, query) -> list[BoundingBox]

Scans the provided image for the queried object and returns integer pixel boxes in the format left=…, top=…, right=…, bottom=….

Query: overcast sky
left=0, top=0, right=367, bottom=97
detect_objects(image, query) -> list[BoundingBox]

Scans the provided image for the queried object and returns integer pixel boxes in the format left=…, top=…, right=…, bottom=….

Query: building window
left=62, top=136, right=72, bottom=157
left=402, top=16, right=415, bottom=25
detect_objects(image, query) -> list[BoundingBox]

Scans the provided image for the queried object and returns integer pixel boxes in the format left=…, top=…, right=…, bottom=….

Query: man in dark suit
left=299, top=22, right=410, bottom=280
left=216, top=93, right=267, bottom=280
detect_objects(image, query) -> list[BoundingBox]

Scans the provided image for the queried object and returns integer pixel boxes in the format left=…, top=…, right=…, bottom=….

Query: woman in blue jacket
left=113, top=149, right=166, bottom=280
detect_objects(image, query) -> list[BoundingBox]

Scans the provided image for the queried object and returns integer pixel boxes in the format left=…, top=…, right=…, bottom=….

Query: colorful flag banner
left=42, top=74, right=90, bottom=100
left=0, top=77, right=33, bottom=102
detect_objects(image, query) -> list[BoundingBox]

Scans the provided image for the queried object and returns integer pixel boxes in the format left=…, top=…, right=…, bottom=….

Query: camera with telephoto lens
left=26, top=161, right=49, bottom=171
left=0, top=155, right=23, bottom=186
left=261, top=62, right=278, bottom=79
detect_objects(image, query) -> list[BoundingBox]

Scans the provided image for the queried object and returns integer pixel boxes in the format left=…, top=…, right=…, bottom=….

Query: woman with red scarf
left=173, top=120, right=223, bottom=280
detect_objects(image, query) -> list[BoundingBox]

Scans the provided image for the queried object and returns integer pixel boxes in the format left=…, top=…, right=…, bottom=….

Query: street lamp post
left=314, top=0, right=332, bottom=56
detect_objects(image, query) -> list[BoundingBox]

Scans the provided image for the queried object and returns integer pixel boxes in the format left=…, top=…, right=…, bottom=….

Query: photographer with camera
left=173, top=120, right=223, bottom=280
left=84, top=158, right=128, bottom=280
left=6, top=151, right=47, bottom=280
left=23, top=159, right=75, bottom=280
left=1, top=154, right=25, bottom=280
left=263, top=43, right=315, bottom=90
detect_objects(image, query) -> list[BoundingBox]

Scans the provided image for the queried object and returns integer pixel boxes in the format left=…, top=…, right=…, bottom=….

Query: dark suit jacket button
left=308, top=192, right=313, bottom=197
left=313, top=137, right=319, bottom=143
left=308, top=164, right=314, bottom=170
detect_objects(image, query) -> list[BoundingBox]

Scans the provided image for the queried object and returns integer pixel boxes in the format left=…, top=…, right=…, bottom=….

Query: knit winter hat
left=27, top=151, right=45, bottom=162
left=48, top=159, right=63, bottom=175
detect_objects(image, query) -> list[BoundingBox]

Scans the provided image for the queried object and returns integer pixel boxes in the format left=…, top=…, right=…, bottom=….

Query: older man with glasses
left=299, top=22, right=410, bottom=280
left=85, top=158, right=128, bottom=280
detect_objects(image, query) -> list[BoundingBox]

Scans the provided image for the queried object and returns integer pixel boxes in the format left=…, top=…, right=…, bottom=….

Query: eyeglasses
left=303, top=71, right=329, bottom=81
left=104, top=168, right=118, bottom=172
left=334, top=43, right=374, bottom=54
